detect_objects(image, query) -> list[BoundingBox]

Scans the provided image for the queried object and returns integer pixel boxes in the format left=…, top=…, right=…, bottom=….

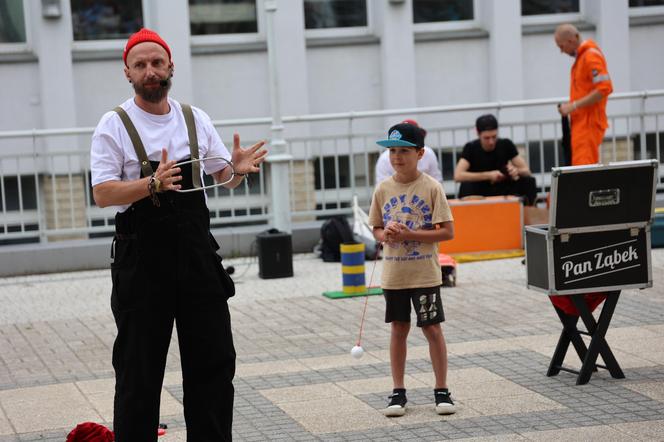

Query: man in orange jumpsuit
left=552, top=24, right=613, bottom=315
left=555, top=23, right=613, bottom=165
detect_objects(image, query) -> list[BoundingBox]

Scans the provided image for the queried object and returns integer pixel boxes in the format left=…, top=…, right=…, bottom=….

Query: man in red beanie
left=90, top=28, right=267, bottom=441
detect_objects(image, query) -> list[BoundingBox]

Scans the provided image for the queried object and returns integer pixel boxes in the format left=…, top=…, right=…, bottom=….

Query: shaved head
left=554, top=23, right=581, bottom=57
left=554, top=23, right=578, bottom=40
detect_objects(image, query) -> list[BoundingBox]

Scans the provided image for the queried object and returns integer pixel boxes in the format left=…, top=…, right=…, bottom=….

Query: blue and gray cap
left=376, top=122, right=425, bottom=148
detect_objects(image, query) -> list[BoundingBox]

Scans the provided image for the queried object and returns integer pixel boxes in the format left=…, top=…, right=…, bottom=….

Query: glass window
left=0, top=0, right=26, bottom=43
left=304, top=0, right=367, bottom=29
left=413, top=0, right=474, bottom=23
left=629, top=0, right=664, bottom=6
left=521, top=0, right=579, bottom=16
left=71, top=0, right=143, bottom=41
left=189, top=0, right=257, bottom=35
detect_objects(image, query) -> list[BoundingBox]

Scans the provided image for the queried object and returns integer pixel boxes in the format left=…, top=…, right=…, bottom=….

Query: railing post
left=640, top=92, right=648, bottom=160
left=265, top=0, right=293, bottom=233
left=348, top=113, right=356, bottom=192
left=32, top=132, right=47, bottom=244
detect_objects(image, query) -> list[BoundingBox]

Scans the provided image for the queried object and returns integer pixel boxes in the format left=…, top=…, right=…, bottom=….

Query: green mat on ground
left=322, top=287, right=384, bottom=299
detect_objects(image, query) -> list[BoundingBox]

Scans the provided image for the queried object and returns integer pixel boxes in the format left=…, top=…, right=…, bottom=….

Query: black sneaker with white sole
left=434, top=388, right=456, bottom=415
left=383, top=388, right=407, bottom=417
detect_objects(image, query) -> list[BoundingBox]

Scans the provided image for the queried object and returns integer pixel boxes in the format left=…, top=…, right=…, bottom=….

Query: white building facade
left=1, top=0, right=663, bottom=132
left=1, top=0, right=663, bottom=248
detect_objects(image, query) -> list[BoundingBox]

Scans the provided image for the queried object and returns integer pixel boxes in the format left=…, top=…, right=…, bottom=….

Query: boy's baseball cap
left=123, top=28, right=171, bottom=67
left=376, top=122, right=425, bottom=148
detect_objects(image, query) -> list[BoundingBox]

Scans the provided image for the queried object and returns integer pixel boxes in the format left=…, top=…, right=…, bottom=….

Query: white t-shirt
left=90, top=97, right=231, bottom=213
left=375, top=146, right=443, bottom=185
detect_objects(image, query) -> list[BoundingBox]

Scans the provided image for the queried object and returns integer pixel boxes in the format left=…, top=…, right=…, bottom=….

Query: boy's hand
left=384, top=222, right=409, bottom=243
left=383, top=222, right=398, bottom=244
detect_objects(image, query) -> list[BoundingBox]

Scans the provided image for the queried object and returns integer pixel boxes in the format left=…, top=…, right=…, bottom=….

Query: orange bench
left=440, top=196, right=523, bottom=254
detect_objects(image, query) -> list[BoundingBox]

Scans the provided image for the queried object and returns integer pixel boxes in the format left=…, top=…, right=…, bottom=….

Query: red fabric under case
left=549, top=293, right=607, bottom=316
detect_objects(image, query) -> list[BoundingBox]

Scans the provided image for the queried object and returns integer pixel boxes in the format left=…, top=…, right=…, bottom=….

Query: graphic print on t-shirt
left=382, top=193, right=434, bottom=259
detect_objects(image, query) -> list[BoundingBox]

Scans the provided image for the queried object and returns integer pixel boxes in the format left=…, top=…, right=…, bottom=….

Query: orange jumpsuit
left=569, top=39, right=613, bottom=165
left=551, top=40, right=613, bottom=316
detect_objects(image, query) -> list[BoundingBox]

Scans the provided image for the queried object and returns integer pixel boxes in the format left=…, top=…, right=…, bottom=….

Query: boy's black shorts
left=383, top=286, right=445, bottom=327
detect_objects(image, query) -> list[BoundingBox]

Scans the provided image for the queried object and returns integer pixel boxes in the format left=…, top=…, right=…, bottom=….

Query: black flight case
left=525, top=159, right=658, bottom=384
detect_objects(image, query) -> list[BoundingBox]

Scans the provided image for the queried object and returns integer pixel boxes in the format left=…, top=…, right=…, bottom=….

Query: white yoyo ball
left=350, top=345, right=364, bottom=359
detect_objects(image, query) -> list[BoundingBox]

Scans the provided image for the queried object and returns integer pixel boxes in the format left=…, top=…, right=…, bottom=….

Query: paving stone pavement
left=0, top=249, right=662, bottom=441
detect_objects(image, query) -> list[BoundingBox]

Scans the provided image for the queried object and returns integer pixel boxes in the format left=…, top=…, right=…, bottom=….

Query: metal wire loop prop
left=173, top=156, right=238, bottom=193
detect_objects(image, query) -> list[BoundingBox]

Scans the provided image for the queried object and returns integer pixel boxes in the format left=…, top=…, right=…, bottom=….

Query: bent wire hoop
left=174, top=156, right=235, bottom=193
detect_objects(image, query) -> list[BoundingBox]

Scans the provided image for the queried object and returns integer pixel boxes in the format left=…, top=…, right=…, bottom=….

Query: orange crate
left=441, top=196, right=523, bottom=254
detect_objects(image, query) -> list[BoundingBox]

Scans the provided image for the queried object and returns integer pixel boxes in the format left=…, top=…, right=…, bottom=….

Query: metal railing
left=1, top=90, right=663, bottom=244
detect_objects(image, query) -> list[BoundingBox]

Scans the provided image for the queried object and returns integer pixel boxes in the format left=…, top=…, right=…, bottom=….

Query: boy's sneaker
left=434, top=388, right=456, bottom=415
left=383, top=388, right=407, bottom=417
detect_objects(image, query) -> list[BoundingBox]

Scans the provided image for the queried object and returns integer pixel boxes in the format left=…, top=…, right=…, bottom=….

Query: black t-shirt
left=460, top=138, right=518, bottom=173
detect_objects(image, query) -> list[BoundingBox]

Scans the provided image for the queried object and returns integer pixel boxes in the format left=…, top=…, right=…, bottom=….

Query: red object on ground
left=158, top=428, right=167, bottom=436
left=66, top=422, right=114, bottom=442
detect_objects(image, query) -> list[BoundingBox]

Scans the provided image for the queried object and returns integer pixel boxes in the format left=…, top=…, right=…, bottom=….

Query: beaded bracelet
left=148, top=174, right=161, bottom=207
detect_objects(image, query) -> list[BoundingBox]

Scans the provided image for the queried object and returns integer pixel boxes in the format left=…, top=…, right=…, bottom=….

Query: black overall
left=110, top=111, right=235, bottom=441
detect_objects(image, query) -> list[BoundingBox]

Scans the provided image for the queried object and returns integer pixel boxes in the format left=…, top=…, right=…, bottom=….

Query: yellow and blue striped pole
left=341, top=243, right=366, bottom=295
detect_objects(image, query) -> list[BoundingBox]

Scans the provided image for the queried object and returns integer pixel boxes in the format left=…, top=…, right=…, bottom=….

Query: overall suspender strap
left=113, top=106, right=154, bottom=178
left=181, top=104, right=202, bottom=189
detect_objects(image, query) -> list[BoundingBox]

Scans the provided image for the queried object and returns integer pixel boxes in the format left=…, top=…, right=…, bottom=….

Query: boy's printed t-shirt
left=369, top=173, right=453, bottom=290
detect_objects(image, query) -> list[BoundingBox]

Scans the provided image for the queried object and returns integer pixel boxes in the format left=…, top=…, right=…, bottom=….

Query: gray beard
left=133, top=78, right=171, bottom=103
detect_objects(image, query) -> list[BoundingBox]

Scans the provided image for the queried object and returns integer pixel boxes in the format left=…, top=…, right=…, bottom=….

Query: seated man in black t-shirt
left=454, top=114, right=538, bottom=206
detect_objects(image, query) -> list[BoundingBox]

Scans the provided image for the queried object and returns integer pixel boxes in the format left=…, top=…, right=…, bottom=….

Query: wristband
left=572, top=101, right=578, bottom=111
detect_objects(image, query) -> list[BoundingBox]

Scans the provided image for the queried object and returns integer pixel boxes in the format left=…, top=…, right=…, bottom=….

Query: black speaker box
left=256, top=229, right=293, bottom=279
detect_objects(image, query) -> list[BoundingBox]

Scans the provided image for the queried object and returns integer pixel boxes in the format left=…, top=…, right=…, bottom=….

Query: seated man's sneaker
left=383, top=388, right=407, bottom=417
left=434, top=388, right=456, bottom=415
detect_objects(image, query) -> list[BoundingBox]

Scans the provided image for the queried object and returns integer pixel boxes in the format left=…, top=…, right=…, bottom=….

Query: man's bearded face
left=133, top=75, right=171, bottom=103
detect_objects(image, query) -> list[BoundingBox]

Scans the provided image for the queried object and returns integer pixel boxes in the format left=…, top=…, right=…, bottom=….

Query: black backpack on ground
left=319, top=216, right=355, bottom=262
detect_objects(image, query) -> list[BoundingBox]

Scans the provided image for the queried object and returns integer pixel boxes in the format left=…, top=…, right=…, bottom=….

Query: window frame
left=189, top=0, right=265, bottom=47
left=303, top=0, right=373, bottom=39
left=520, top=0, right=584, bottom=25
left=0, top=0, right=31, bottom=54
left=629, top=3, right=664, bottom=17
left=70, top=0, right=148, bottom=52
left=412, top=0, right=480, bottom=33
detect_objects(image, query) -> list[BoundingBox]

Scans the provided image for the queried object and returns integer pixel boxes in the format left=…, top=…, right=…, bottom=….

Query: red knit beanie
left=123, top=28, right=171, bottom=67
left=66, top=422, right=114, bottom=442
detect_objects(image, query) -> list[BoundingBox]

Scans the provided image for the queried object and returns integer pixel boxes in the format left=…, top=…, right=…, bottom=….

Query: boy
left=369, top=122, right=456, bottom=417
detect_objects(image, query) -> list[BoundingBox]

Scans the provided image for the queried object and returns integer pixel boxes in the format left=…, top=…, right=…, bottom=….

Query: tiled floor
left=0, top=249, right=662, bottom=441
